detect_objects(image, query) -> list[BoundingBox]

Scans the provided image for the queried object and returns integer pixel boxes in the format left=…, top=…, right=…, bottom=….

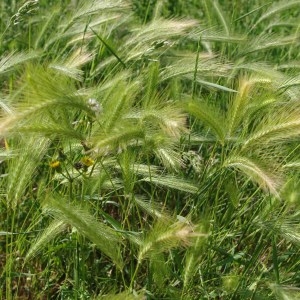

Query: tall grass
left=0, top=0, right=300, bottom=299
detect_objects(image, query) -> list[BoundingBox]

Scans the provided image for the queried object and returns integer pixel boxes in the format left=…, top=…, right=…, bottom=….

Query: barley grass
left=1, top=0, right=300, bottom=299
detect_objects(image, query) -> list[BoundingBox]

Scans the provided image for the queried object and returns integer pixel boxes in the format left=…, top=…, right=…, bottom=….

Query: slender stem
left=74, top=234, right=80, bottom=300
left=129, top=262, right=140, bottom=290
left=192, top=39, right=201, bottom=99
left=272, top=236, right=280, bottom=284
left=6, top=205, right=17, bottom=300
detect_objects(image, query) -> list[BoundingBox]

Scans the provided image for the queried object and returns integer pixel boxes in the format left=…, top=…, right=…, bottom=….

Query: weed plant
left=0, top=0, right=300, bottom=299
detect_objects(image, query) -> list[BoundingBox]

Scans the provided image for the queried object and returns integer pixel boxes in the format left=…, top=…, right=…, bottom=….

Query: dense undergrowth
left=1, top=0, right=300, bottom=299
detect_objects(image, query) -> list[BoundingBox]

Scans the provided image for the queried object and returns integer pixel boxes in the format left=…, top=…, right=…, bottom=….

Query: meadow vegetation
left=0, top=0, right=300, bottom=299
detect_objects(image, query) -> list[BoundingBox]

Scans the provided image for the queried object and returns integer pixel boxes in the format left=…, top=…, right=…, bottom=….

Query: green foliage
left=1, top=0, right=300, bottom=299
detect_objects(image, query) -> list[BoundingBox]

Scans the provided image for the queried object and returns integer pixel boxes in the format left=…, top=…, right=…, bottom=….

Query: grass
left=0, top=0, right=300, bottom=299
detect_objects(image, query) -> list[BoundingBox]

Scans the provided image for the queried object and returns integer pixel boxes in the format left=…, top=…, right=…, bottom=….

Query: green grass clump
left=1, top=0, right=300, bottom=299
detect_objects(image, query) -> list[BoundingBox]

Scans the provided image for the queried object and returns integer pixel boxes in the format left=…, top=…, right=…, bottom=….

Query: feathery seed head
left=12, top=0, right=39, bottom=25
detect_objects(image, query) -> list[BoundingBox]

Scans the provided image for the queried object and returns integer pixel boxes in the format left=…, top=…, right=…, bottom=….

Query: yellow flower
left=81, top=156, right=94, bottom=167
left=49, top=160, right=61, bottom=168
